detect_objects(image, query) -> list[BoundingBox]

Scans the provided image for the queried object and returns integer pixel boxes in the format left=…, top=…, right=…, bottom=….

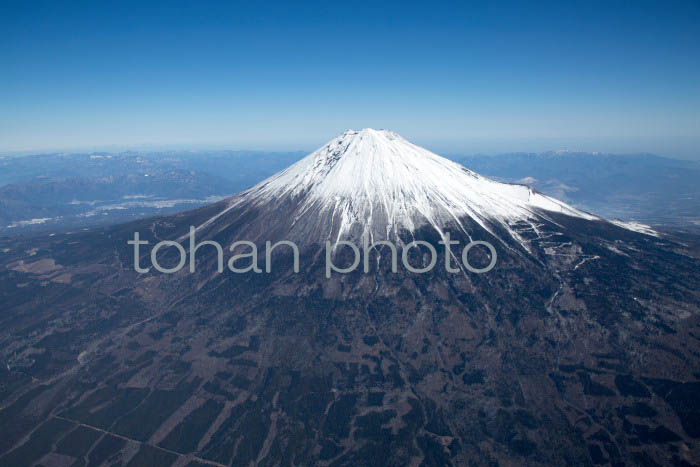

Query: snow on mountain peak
left=191, top=129, right=604, bottom=245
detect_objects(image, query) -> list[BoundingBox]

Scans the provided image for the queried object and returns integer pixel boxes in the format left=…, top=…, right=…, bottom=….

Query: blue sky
left=1, top=0, right=699, bottom=158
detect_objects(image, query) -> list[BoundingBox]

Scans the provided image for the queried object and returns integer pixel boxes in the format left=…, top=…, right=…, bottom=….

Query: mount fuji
left=0, top=130, right=698, bottom=466
left=183, top=129, right=650, bottom=251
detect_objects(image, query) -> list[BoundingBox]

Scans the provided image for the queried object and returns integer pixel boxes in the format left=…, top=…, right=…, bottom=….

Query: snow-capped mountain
left=188, top=128, right=651, bottom=247
left=0, top=130, right=698, bottom=467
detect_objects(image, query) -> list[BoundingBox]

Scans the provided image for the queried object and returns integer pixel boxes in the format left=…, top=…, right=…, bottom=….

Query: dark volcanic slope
left=0, top=207, right=699, bottom=466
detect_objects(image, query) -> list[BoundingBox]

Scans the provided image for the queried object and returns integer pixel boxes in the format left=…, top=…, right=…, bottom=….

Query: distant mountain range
left=0, top=151, right=303, bottom=233
left=0, top=148, right=697, bottom=235
left=455, top=152, right=700, bottom=228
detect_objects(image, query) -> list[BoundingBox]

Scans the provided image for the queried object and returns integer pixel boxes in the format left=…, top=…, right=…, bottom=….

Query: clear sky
left=1, top=0, right=699, bottom=158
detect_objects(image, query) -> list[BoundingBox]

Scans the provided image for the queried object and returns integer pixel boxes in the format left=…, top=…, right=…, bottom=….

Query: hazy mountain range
left=459, top=152, right=700, bottom=228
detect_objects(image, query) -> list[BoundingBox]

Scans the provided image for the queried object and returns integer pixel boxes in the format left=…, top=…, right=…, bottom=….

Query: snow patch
left=609, top=219, right=659, bottom=237
left=6, top=217, right=53, bottom=228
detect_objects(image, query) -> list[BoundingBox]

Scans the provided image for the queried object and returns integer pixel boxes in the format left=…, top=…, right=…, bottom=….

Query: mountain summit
left=189, top=129, right=615, bottom=247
